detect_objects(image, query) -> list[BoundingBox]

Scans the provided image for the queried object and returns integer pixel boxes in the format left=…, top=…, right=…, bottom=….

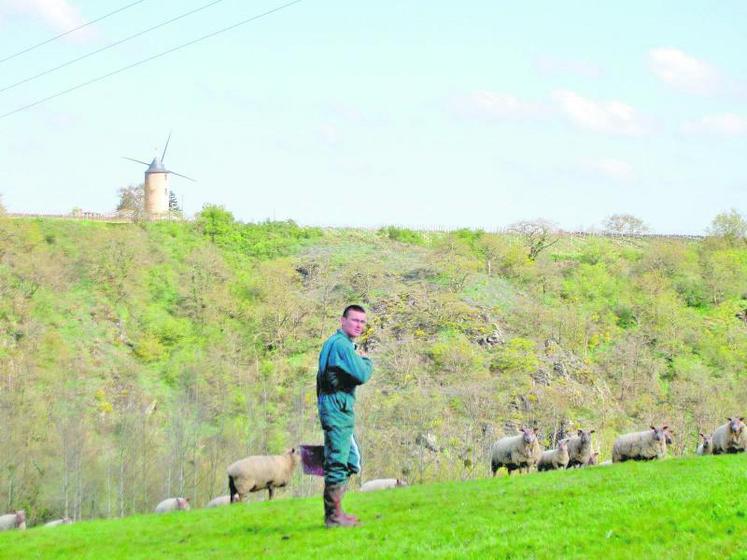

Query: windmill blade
left=166, top=169, right=196, bottom=182
left=122, top=156, right=150, bottom=166
left=161, top=131, right=172, bottom=163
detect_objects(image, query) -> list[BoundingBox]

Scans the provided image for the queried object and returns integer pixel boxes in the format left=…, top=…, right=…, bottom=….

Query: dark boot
left=338, top=484, right=359, bottom=524
left=323, top=483, right=359, bottom=528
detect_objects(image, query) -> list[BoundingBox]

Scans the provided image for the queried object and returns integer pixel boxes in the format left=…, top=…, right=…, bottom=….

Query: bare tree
left=602, top=214, right=650, bottom=236
left=116, top=184, right=145, bottom=221
left=508, top=219, right=560, bottom=261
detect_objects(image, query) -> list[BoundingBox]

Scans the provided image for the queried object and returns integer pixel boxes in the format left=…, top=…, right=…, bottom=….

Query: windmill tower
left=124, top=133, right=194, bottom=219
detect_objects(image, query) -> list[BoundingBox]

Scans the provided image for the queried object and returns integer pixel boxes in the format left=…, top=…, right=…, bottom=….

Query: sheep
left=585, top=451, right=600, bottom=466
left=565, top=429, right=595, bottom=468
left=154, top=497, right=190, bottom=513
left=0, top=510, right=26, bottom=531
left=711, top=417, right=746, bottom=455
left=227, top=448, right=301, bottom=502
left=696, top=433, right=713, bottom=455
left=206, top=495, right=237, bottom=508
left=537, top=439, right=569, bottom=472
left=360, top=479, right=408, bottom=492
left=44, top=518, right=73, bottom=527
left=490, top=427, right=543, bottom=476
left=612, top=425, right=668, bottom=463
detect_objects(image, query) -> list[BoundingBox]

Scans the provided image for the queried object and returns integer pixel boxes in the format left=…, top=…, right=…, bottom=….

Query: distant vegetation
left=0, top=207, right=745, bottom=525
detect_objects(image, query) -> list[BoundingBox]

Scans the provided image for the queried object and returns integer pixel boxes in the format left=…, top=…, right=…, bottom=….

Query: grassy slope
left=2, top=455, right=746, bottom=560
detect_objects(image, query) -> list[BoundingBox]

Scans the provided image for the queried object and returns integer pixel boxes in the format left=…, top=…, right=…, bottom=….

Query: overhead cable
left=0, top=0, right=150, bottom=66
left=0, top=0, right=231, bottom=95
left=0, top=0, right=304, bottom=121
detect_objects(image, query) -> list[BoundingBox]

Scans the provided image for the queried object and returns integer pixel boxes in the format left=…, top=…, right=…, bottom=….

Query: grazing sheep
left=0, top=510, right=26, bottom=531
left=565, top=429, right=595, bottom=468
left=44, top=518, right=73, bottom=527
left=227, top=448, right=301, bottom=502
left=537, top=439, right=570, bottom=472
left=490, top=427, right=543, bottom=476
left=206, top=495, right=237, bottom=508
left=154, top=497, right=190, bottom=513
left=612, top=425, right=668, bottom=463
left=696, top=433, right=713, bottom=456
left=360, top=479, right=408, bottom=492
left=711, top=417, right=746, bottom=455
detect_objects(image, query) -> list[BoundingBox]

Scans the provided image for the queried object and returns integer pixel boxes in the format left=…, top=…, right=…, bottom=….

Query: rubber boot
left=323, top=483, right=359, bottom=528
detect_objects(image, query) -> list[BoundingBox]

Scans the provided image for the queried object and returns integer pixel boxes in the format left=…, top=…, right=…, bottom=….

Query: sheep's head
left=699, top=433, right=712, bottom=449
left=577, top=429, right=595, bottom=444
left=650, top=425, right=668, bottom=443
left=288, top=447, right=302, bottom=468
left=728, top=417, right=745, bottom=436
left=520, top=427, right=537, bottom=445
left=558, top=439, right=568, bottom=451
left=587, top=451, right=600, bottom=465
left=396, top=479, right=408, bottom=487
left=16, top=510, right=25, bottom=524
left=177, top=498, right=190, bottom=510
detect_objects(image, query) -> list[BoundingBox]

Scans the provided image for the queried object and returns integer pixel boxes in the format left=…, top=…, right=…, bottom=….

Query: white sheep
left=0, top=510, right=26, bottom=531
left=711, top=417, right=746, bottom=455
left=565, top=429, right=595, bottom=468
left=612, top=425, right=668, bottom=463
left=360, top=479, right=408, bottom=492
left=44, top=517, right=73, bottom=527
left=537, top=439, right=570, bottom=472
left=490, top=427, right=543, bottom=476
left=696, top=433, right=713, bottom=455
left=206, top=495, right=236, bottom=508
left=227, top=448, right=301, bottom=502
left=154, top=497, right=190, bottom=513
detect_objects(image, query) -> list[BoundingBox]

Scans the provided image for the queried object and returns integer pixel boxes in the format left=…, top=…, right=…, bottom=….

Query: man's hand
left=357, top=348, right=368, bottom=358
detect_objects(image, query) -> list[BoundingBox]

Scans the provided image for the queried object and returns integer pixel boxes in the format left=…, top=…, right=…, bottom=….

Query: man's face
left=340, top=309, right=367, bottom=339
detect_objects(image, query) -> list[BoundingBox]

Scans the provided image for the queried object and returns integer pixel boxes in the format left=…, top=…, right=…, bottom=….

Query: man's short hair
left=342, top=304, right=366, bottom=317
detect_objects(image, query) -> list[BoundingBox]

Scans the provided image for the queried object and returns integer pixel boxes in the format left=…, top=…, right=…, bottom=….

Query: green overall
left=317, top=329, right=373, bottom=485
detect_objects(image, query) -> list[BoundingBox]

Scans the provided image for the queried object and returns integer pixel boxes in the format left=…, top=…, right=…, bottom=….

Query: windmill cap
left=146, top=157, right=167, bottom=173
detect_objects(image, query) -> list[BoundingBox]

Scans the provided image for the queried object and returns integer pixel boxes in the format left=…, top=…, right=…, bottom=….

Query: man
left=317, top=304, right=373, bottom=528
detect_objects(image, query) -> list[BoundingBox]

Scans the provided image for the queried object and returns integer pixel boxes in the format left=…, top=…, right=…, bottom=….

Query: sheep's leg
left=268, top=485, right=274, bottom=500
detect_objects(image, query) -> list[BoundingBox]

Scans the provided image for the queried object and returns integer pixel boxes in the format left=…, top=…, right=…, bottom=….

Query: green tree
left=707, top=209, right=747, bottom=245
left=195, top=204, right=236, bottom=244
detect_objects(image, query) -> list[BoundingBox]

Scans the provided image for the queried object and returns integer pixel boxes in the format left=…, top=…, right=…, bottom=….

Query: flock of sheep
left=1, top=417, right=744, bottom=532
left=490, top=416, right=746, bottom=476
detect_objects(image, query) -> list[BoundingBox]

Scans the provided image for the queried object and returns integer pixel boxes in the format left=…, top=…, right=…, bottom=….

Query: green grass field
left=2, top=455, right=746, bottom=560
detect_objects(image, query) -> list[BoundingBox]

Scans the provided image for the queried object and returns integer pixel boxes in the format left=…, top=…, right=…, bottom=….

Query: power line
left=0, top=0, right=231, bottom=96
left=0, top=0, right=304, bottom=122
left=0, top=0, right=150, bottom=66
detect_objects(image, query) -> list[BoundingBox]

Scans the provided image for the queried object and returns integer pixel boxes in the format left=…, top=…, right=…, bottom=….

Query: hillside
left=0, top=210, right=745, bottom=524
left=1, top=455, right=746, bottom=559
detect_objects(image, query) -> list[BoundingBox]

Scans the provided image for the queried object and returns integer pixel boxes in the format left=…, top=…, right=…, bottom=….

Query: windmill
left=123, top=133, right=194, bottom=219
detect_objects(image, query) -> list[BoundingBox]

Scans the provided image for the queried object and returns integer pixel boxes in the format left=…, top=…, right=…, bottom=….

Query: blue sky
left=0, top=0, right=745, bottom=233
